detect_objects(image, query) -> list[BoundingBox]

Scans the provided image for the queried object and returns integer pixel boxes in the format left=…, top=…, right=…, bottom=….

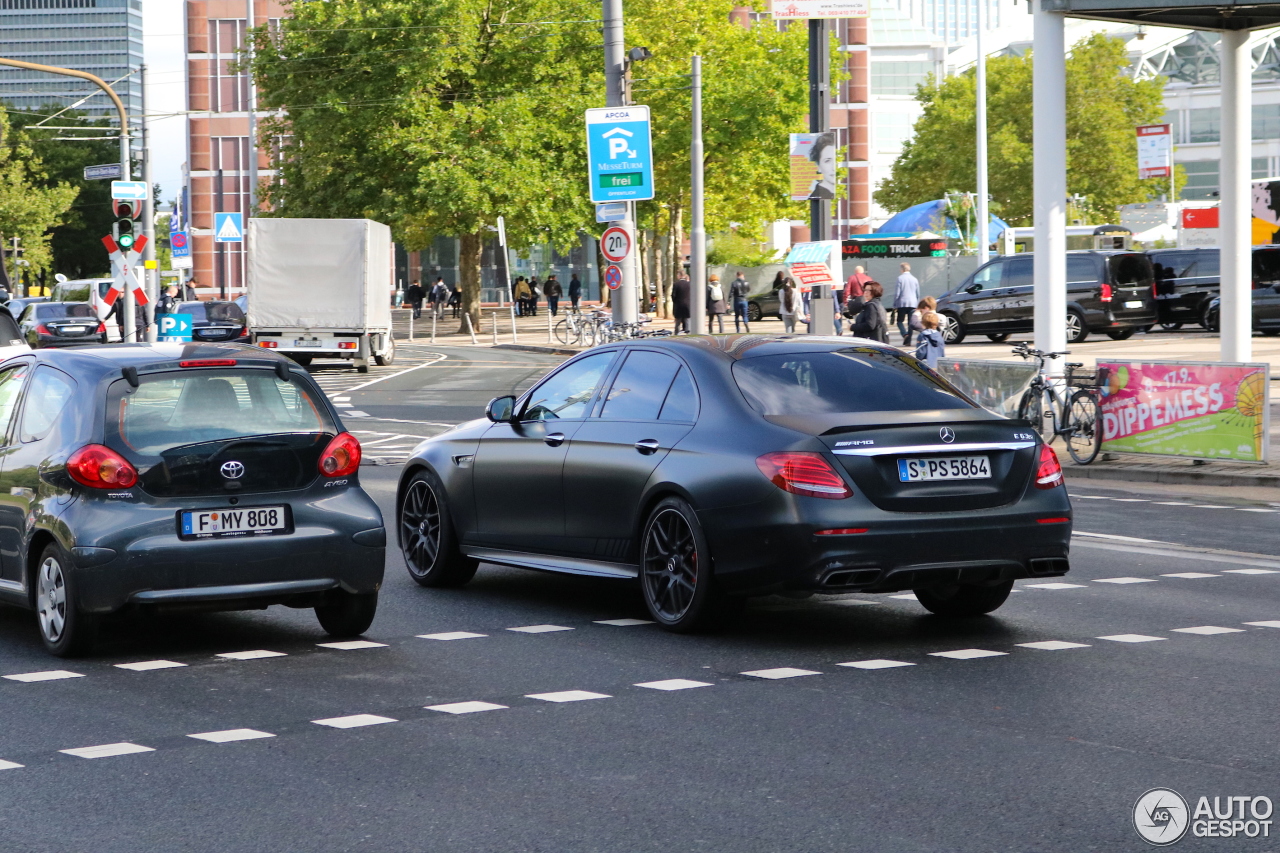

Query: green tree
left=8, top=109, right=120, bottom=278
left=0, top=107, right=79, bottom=287
left=874, top=33, right=1168, bottom=226
left=250, top=0, right=813, bottom=325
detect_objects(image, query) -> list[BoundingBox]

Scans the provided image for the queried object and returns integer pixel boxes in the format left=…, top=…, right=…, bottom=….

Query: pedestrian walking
left=779, top=278, right=799, bottom=334
left=156, top=284, right=180, bottom=316
left=914, top=311, right=945, bottom=368
left=528, top=277, right=540, bottom=316
left=832, top=287, right=846, bottom=335
left=845, top=265, right=871, bottom=312
left=730, top=271, right=750, bottom=333
left=672, top=273, right=691, bottom=334
left=394, top=284, right=404, bottom=308
left=706, top=274, right=727, bottom=334
left=851, top=282, right=890, bottom=343
left=184, top=279, right=198, bottom=301
left=448, top=284, right=461, bottom=318
left=429, top=277, right=449, bottom=320
left=568, top=273, right=582, bottom=310
left=893, top=263, right=920, bottom=343
left=545, top=275, right=563, bottom=317
left=407, top=279, right=425, bottom=319
left=514, top=278, right=531, bottom=316
left=905, top=296, right=936, bottom=347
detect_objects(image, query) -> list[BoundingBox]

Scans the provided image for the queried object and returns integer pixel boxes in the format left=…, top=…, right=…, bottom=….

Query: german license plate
left=1124, top=300, right=1143, bottom=308
left=180, top=505, right=289, bottom=539
left=897, top=456, right=991, bottom=482
left=294, top=339, right=323, bottom=347
left=60, top=326, right=87, bottom=333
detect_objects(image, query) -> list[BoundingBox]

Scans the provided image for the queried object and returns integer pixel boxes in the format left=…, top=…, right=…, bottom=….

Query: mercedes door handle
left=544, top=433, right=566, bottom=447
left=634, top=439, right=661, bottom=454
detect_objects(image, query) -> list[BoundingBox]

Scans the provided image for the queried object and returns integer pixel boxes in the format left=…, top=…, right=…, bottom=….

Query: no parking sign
left=604, top=265, right=623, bottom=290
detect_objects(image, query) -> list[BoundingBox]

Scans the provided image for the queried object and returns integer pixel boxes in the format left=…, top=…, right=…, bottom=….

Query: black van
left=936, top=251, right=1157, bottom=344
left=1147, top=247, right=1280, bottom=329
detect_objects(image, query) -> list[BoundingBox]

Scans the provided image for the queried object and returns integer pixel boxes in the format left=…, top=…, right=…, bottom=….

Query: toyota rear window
left=107, top=369, right=336, bottom=456
left=733, top=348, right=975, bottom=416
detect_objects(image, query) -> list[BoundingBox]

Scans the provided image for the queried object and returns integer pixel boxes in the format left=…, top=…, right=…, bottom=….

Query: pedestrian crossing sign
left=214, top=212, right=244, bottom=243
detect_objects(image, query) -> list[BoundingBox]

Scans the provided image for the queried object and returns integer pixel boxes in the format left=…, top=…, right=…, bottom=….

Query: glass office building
left=0, top=0, right=142, bottom=139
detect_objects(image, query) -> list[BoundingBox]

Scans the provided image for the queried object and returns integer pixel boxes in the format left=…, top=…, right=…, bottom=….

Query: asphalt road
left=3, top=345, right=1279, bottom=852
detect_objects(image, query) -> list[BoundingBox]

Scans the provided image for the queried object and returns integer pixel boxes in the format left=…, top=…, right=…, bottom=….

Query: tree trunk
left=654, top=223, right=668, bottom=320
left=459, top=231, right=482, bottom=334
left=663, top=206, right=682, bottom=319
left=638, top=229, right=650, bottom=315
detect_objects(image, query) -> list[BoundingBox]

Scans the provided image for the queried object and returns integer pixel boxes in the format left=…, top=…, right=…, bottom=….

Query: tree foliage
left=0, top=107, right=79, bottom=281
left=874, top=34, right=1168, bottom=225
left=250, top=0, right=812, bottom=323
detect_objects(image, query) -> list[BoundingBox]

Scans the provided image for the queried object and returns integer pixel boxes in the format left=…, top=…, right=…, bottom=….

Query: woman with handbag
left=850, top=282, right=890, bottom=343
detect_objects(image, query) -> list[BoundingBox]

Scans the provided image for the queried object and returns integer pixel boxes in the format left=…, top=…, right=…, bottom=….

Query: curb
left=492, top=343, right=580, bottom=356
left=1065, top=464, right=1280, bottom=489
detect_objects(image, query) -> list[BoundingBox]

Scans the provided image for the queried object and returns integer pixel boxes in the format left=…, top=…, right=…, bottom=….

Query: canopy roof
left=875, top=200, right=1010, bottom=243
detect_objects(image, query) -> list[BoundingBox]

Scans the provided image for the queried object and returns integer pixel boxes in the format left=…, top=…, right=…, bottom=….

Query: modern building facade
left=184, top=0, right=285, bottom=296
left=0, top=0, right=142, bottom=141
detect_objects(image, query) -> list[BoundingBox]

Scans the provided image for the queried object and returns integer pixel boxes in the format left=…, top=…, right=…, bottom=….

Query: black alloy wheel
left=1066, top=308, right=1089, bottom=344
left=400, top=470, right=477, bottom=587
left=986, top=332, right=1010, bottom=342
left=1160, top=322, right=1183, bottom=331
left=914, top=579, right=1014, bottom=617
left=1201, top=303, right=1219, bottom=333
left=1106, top=327, right=1136, bottom=341
left=641, top=497, right=718, bottom=632
left=747, top=302, right=763, bottom=322
left=940, top=313, right=966, bottom=344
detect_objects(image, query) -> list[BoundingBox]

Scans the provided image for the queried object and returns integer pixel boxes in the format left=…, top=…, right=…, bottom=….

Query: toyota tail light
left=756, top=452, right=853, bottom=499
left=1098, top=283, right=1113, bottom=303
left=319, top=432, right=361, bottom=477
left=67, top=444, right=138, bottom=489
left=1033, top=444, right=1064, bottom=489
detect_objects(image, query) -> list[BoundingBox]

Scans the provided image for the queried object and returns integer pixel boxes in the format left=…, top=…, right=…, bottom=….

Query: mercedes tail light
left=96, top=322, right=107, bottom=333
left=1033, top=444, right=1064, bottom=489
left=67, top=444, right=138, bottom=489
left=756, top=452, right=853, bottom=499
left=1099, top=283, right=1113, bottom=303
left=319, top=432, right=361, bottom=477
left=35, top=324, right=51, bottom=336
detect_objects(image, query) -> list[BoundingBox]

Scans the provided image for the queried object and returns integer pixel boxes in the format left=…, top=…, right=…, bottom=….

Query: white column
left=1032, top=5, right=1067, bottom=364
left=975, top=0, right=989, bottom=264
left=1220, top=29, right=1251, bottom=364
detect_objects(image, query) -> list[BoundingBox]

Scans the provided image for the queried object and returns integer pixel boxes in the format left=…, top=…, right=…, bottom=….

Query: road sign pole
left=808, top=18, right=834, bottom=336
left=690, top=55, right=706, bottom=335
left=141, top=63, right=157, bottom=342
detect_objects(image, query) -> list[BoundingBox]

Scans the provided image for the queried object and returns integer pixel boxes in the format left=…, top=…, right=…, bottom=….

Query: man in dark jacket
left=406, top=280, right=425, bottom=319
left=671, top=275, right=691, bottom=334
left=568, top=274, right=582, bottom=310
left=544, top=275, right=563, bottom=316
left=729, top=271, right=750, bottom=333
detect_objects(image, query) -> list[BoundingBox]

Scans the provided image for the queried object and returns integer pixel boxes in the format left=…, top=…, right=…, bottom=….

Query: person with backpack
left=851, top=281, right=890, bottom=343
left=544, top=275, right=563, bottom=317
left=429, top=277, right=450, bottom=320
left=514, top=277, right=531, bottom=316
left=729, top=271, right=750, bottom=333
left=706, top=274, right=727, bottom=334
left=915, top=311, right=945, bottom=368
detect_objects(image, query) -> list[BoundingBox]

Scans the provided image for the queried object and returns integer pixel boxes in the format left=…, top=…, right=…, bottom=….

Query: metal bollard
left=430, top=311, right=436, bottom=343
left=409, top=311, right=415, bottom=342
left=491, top=310, right=498, bottom=345
left=510, top=304, right=518, bottom=344
left=547, top=310, right=553, bottom=344
left=463, top=311, right=478, bottom=345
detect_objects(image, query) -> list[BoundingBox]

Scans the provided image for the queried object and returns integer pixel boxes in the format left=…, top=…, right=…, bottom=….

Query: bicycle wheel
left=554, top=319, right=571, bottom=345
left=1017, top=388, right=1054, bottom=443
left=1064, top=389, right=1101, bottom=465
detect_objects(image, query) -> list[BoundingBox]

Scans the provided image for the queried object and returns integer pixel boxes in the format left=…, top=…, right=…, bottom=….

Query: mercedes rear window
left=732, top=348, right=975, bottom=416
left=38, top=303, right=96, bottom=319
left=107, top=369, right=336, bottom=457
left=179, top=302, right=245, bottom=324
left=1109, top=254, right=1154, bottom=286
left=1255, top=249, right=1280, bottom=284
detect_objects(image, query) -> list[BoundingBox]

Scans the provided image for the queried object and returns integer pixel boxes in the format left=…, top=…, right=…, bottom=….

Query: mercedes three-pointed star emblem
left=939, top=427, right=955, bottom=443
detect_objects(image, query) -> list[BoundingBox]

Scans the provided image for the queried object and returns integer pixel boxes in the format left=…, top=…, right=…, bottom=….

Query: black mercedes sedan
left=395, top=336, right=1071, bottom=632
left=18, top=301, right=107, bottom=348
left=0, top=343, right=385, bottom=656
left=176, top=299, right=249, bottom=343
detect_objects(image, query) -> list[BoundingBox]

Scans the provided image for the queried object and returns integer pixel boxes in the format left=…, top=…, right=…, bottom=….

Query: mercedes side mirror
left=965, top=284, right=982, bottom=295
left=487, top=396, right=516, bottom=423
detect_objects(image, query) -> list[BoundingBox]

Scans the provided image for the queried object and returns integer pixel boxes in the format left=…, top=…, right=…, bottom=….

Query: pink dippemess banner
left=1097, top=361, right=1268, bottom=463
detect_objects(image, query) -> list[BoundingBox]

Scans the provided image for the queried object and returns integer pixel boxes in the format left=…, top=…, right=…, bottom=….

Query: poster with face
left=789, top=133, right=838, bottom=202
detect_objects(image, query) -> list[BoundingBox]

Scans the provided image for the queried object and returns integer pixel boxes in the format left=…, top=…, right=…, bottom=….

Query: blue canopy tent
left=875, top=200, right=1009, bottom=246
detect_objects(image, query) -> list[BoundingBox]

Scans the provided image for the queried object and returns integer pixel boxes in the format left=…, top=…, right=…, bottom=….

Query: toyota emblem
left=220, top=461, right=245, bottom=480
left=939, top=427, right=955, bottom=443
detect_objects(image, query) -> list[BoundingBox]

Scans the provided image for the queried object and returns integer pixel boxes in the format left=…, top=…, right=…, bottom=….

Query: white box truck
left=247, top=218, right=395, bottom=372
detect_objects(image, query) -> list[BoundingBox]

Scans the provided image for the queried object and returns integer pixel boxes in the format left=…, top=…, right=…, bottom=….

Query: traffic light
left=112, top=200, right=141, bottom=251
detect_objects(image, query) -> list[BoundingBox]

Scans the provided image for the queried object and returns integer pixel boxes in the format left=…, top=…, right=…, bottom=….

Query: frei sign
left=585, top=105, right=654, bottom=203
left=1098, top=360, right=1269, bottom=463
left=771, top=0, right=869, bottom=18
left=1136, top=124, right=1171, bottom=179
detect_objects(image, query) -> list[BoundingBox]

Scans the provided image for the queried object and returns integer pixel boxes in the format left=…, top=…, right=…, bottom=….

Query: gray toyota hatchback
left=0, top=343, right=385, bottom=656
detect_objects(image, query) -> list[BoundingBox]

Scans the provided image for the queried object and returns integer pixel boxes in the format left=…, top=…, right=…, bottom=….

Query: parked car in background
left=18, top=302, right=106, bottom=348
left=747, top=280, right=784, bottom=322
left=6, top=297, right=47, bottom=320
left=49, top=278, right=113, bottom=321
left=1201, top=282, right=1280, bottom=335
left=175, top=300, right=249, bottom=343
left=936, top=250, right=1157, bottom=345
left=1148, top=246, right=1280, bottom=330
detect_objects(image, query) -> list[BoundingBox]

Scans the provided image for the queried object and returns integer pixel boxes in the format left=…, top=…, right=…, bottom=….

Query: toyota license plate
left=294, top=339, right=323, bottom=348
left=1124, top=300, right=1143, bottom=308
left=897, top=456, right=991, bottom=482
left=180, top=505, right=289, bottom=539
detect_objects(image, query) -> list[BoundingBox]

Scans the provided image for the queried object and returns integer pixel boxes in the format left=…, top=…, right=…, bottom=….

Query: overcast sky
left=142, top=0, right=187, bottom=204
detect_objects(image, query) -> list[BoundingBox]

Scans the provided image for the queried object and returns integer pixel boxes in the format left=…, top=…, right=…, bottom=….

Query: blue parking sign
left=586, top=105, right=654, bottom=203
left=158, top=312, right=193, bottom=342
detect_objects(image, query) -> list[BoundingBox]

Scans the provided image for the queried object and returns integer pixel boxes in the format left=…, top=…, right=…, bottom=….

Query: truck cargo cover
left=248, top=218, right=394, bottom=330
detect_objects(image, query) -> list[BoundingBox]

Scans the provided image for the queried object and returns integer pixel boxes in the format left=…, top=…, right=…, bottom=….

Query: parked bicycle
left=553, top=307, right=588, bottom=346
left=1012, top=342, right=1110, bottom=465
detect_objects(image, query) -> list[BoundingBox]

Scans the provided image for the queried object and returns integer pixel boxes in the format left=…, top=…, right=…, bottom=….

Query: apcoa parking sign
left=586, top=105, right=654, bottom=203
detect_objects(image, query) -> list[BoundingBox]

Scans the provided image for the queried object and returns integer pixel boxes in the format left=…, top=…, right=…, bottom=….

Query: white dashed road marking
left=1016, top=641, right=1091, bottom=651
left=929, top=649, right=1008, bottom=660
left=188, top=729, right=276, bottom=744
left=1161, top=573, right=1219, bottom=579
left=593, top=619, right=654, bottom=626
left=316, top=641, right=388, bottom=650
left=1024, top=582, right=1087, bottom=590
left=526, top=691, right=611, bottom=703
left=1224, top=569, right=1280, bottom=575
left=635, top=679, right=714, bottom=691
left=507, top=625, right=574, bottom=634
left=1097, top=634, right=1166, bottom=643
left=312, top=714, right=397, bottom=729
left=418, top=632, right=487, bottom=641
left=61, top=743, right=154, bottom=759
left=217, top=650, right=287, bottom=661
left=115, top=660, right=187, bottom=671
left=1244, top=621, right=1280, bottom=628
left=426, top=701, right=507, bottom=715
left=1093, top=577, right=1159, bottom=584
left=4, top=670, right=84, bottom=682
left=827, top=598, right=880, bottom=606
left=1171, top=626, right=1247, bottom=635
left=741, top=668, right=822, bottom=679
left=0, top=760, right=22, bottom=770
left=837, top=659, right=916, bottom=669
left=887, top=593, right=918, bottom=600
